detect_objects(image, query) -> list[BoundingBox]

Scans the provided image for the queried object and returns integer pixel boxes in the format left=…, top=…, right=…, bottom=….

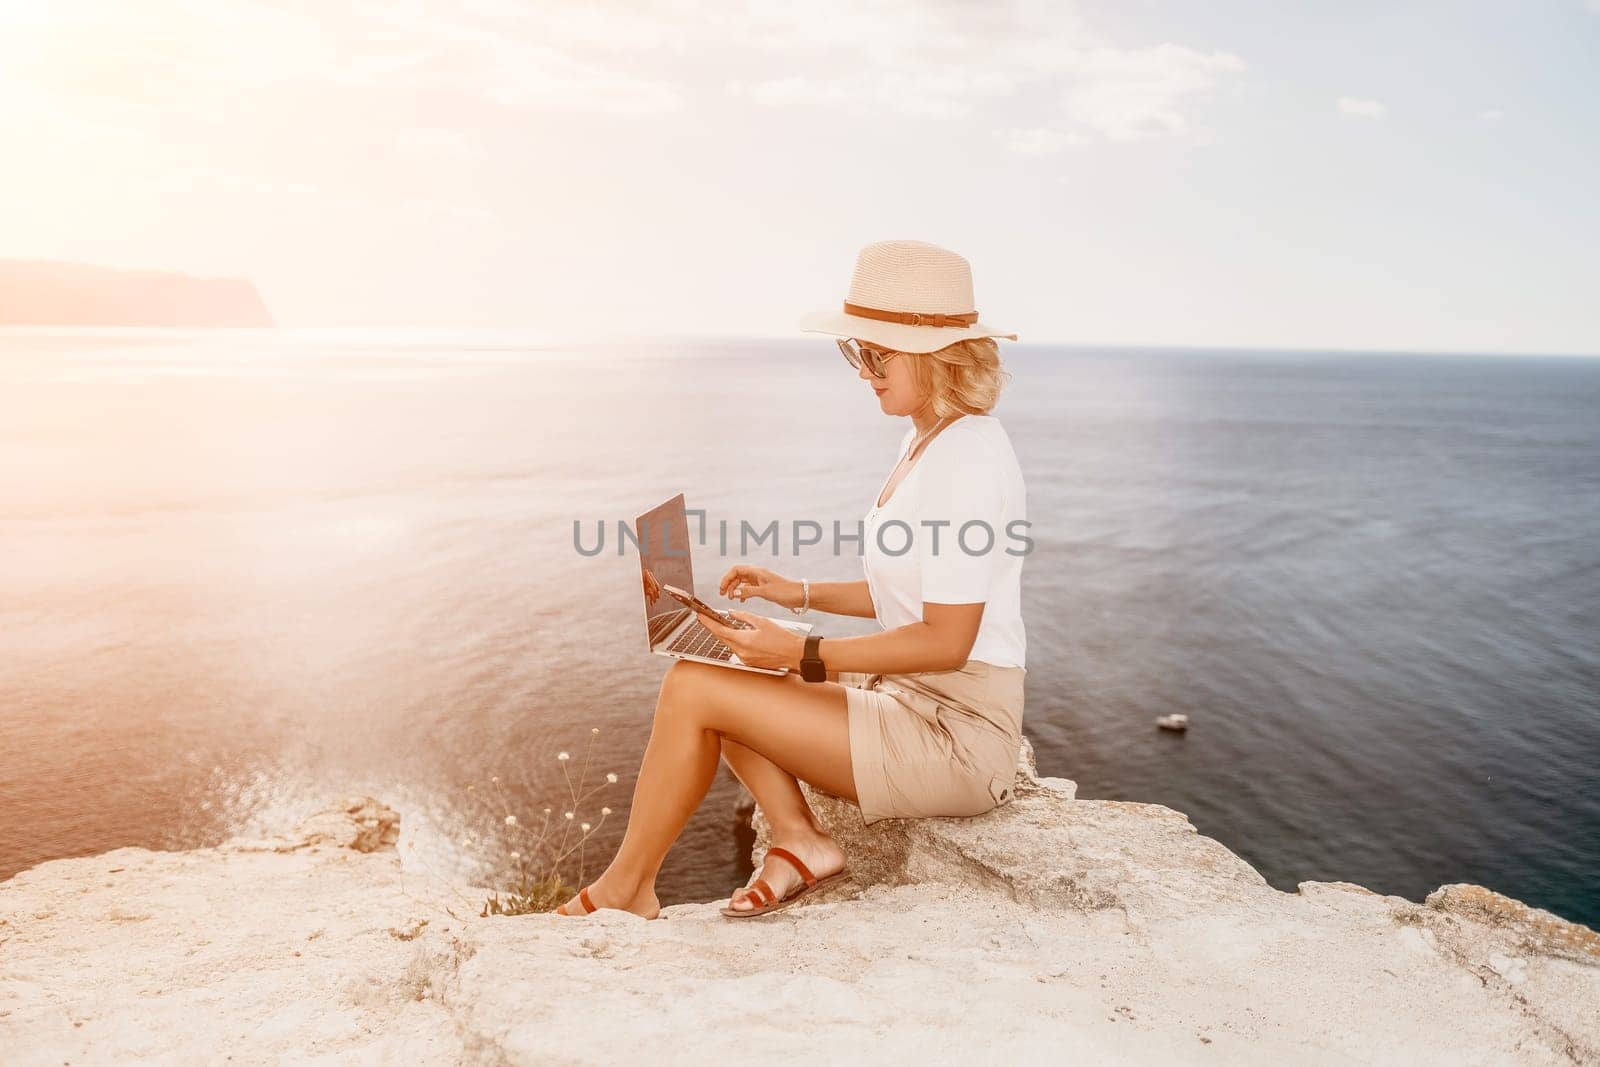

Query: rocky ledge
left=2, top=744, right=1596, bottom=1065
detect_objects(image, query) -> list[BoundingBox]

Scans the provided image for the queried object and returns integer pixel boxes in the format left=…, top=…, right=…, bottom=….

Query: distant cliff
left=0, top=259, right=273, bottom=327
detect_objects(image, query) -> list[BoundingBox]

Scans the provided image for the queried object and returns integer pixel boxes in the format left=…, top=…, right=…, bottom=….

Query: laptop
left=636, top=493, right=813, bottom=675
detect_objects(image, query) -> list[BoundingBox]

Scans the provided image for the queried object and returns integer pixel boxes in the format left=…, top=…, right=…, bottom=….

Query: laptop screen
left=636, top=493, right=695, bottom=648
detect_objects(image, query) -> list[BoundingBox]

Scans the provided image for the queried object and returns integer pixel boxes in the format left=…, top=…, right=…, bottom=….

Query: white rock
left=2, top=745, right=1596, bottom=1065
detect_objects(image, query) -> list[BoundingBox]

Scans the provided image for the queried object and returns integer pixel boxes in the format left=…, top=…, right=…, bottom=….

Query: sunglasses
left=836, top=337, right=901, bottom=379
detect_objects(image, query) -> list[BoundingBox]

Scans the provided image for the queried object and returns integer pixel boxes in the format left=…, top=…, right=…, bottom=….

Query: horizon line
left=1, top=324, right=1596, bottom=360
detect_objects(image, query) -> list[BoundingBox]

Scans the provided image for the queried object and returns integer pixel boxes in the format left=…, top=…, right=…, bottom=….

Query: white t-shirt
left=861, top=414, right=1028, bottom=670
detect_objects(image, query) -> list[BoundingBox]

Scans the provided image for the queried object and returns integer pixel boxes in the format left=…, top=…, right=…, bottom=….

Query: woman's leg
left=719, top=737, right=848, bottom=912
left=721, top=738, right=824, bottom=836
left=556, top=660, right=855, bottom=917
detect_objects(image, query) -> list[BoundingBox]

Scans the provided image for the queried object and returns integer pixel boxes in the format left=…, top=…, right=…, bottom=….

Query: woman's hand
left=696, top=610, right=806, bottom=671
left=717, top=565, right=801, bottom=610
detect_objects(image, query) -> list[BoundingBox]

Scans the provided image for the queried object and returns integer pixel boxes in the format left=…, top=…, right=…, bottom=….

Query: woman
left=556, top=239, right=1027, bottom=920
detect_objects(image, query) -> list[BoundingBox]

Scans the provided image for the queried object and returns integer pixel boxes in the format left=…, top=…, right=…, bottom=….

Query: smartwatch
left=799, top=634, right=826, bottom=683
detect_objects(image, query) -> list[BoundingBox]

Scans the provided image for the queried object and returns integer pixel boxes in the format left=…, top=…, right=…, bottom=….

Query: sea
left=1, top=328, right=1596, bottom=929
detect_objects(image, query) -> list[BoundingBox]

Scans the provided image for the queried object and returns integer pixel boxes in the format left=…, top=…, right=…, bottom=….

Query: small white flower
left=580, top=822, right=591, bottom=832
left=460, top=838, right=471, bottom=847
left=605, top=773, right=618, bottom=784
left=564, top=811, right=574, bottom=820
left=601, top=807, right=612, bottom=816
left=490, top=775, right=499, bottom=783
left=557, top=751, right=570, bottom=762
left=504, top=814, right=517, bottom=826
left=466, top=784, right=475, bottom=792
left=591, top=727, right=599, bottom=734
left=509, top=851, right=520, bottom=861
left=543, top=807, right=552, bottom=814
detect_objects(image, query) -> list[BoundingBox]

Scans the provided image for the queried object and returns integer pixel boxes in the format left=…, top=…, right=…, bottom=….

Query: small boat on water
left=1156, top=713, right=1189, bottom=732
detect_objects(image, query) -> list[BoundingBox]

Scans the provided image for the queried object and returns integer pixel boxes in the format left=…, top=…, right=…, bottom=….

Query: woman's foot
left=726, top=828, right=846, bottom=914
left=554, top=873, right=661, bottom=920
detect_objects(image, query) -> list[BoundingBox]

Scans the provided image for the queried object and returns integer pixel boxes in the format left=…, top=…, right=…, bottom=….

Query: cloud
left=139, top=168, right=318, bottom=198
left=482, top=43, right=683, bottom=116
left=406, top=199, right=501, bottom=226
left=394, top=127, right=489, bottom=162
left=456, top=0, right=691, bottom=54
left=3, top=1, right=338, bottom=99
left=726, top=77, right=851, bottom=109
left=714, top=4, right=1245, bottom=145
left=149, top=167, right=247, bottom=194
left=1063, top=45, right=1246, bottom=141
left=1338, top=97, right=1387, bottom=118
left=996, top=127, right=1088, bottom=156
left=0, top=1, right=685, bottom=119
left=341, top=3, right=685, bottom=116
left=728, top=68, right=1014, bottom=120
left=1, top=2, right=1241, bottom=142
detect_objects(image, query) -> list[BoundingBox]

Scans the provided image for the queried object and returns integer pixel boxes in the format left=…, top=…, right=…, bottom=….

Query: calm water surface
left=1, top=329, right=1596, bottom=928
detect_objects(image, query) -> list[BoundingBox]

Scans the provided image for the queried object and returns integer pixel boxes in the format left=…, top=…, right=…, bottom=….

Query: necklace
left=907, top=415, right=953, bottom=458
left=915, top=412, right=947, bottom=451
left=885, top=415, right=951, bottom=486
left=876, top=415, right=957, bottom=511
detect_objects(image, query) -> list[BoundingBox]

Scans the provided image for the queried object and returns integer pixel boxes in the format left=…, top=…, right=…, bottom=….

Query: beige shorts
left=838, top=660, right=1026, bottom=826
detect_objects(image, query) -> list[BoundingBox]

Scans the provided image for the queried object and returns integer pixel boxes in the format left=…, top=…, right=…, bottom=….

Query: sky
left=1, top=0, right=1597, bottom=354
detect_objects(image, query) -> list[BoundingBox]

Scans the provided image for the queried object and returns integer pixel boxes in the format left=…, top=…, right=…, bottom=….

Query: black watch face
left=801, top=635, right=823, bottom=681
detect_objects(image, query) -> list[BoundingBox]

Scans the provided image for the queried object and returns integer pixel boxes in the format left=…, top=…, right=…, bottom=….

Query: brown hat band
left=842, top=301, right=979, bottom=328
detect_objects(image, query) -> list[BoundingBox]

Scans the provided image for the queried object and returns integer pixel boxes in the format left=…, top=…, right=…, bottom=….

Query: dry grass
left=460, top=726, right=619, bottom=916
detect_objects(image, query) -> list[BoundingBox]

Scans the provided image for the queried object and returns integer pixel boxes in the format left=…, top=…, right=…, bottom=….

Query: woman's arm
left=699, top=601, right=984, bottom=675
left=717, top=566, right=877, bottom=619
left=803, top=580, right=877, bottom=619
left=812, top=601, right=983, bottom=674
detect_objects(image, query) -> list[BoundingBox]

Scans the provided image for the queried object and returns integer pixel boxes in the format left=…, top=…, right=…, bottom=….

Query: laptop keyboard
left=666, top=620, right=735, bottom=661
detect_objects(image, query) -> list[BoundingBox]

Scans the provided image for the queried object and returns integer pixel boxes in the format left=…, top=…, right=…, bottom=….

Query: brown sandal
left=554, top=885, right=664, bottom=920
left=555, top=885, right=598, bottom=916
left=720, top=845, right=848, bottom=919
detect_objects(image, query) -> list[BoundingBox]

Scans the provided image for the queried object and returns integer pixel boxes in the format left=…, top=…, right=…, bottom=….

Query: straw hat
left=798, top=239, right=1017, bottom=354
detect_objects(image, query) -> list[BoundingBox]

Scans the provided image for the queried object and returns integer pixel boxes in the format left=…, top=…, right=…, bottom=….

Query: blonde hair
left=903, top=337, right=1009, bottom=417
